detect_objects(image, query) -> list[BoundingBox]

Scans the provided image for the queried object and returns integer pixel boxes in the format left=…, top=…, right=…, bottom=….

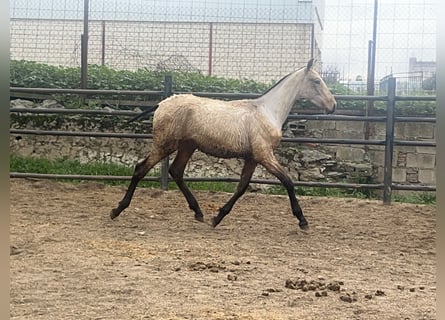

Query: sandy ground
left=10, top=178, right=436, bottom=320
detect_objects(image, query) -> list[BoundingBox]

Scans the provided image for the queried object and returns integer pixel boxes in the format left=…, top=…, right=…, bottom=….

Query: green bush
left=10, top=60, right=270, bottom=93
left=10, top=59, right=435, bottom=115
left=10, top=60, right=81, bottom=88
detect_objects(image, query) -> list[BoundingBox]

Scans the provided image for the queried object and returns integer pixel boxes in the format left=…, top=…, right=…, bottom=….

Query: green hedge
left=10, top=59, right=435, bottom=115
left=10, top=60, right=270, bottom=93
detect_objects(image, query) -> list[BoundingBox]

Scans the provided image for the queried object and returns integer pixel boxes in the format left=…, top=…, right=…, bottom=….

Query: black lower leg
left=175, top=179, right=204, bottom=222
left=282, top=177, right=308, bottom=229
left=212, top=197, right=238, bottom=227
left=212, top=185, right=250, bottom=227
left=110, top=159, right=149, bottom=219
left=290, top=194, right=308, bottom=229
left=261, top=156, right=308, bottom=230
left=212, top=160, right=256, bottom=227
left=169, top=148, right=204, bottom=222
left=268, top=167, right=308, bottom=229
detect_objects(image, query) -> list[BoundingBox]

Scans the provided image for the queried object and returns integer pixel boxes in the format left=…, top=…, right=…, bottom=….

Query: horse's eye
left=313, top=79, right=321, bottom=85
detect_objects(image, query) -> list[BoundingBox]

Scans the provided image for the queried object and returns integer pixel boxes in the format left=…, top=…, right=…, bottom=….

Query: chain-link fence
left=322, top=0, right=436, bottom=93
left=10, top=0, right=436, bottom=91
left=10, top=0, right=319, bottom=82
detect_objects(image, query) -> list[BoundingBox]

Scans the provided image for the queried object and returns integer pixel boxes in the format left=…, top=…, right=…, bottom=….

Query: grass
left=10, top=154, right=435, bottom=205
left=393, top=192, right=436, bottom=205
left=10, top=154, right=139, bottom=185
left=9, top=154, right=238, bottom=192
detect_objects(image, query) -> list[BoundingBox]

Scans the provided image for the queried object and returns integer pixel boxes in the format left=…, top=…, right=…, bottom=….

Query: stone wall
left=10, top=99, right=436, bottom=192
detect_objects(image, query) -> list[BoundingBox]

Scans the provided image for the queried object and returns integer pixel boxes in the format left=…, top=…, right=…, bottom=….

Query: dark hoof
left=110, top=209, right=120, bottom=220
left=210, top=216, right=219, bottom=228
left=299, top=221, right=309, bottom=230
left=194, top=213, right=204, bottom=223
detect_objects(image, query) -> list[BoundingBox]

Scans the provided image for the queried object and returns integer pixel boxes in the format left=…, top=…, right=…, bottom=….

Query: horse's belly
left=197, top=144, right=249, bottom=159
left=192, top=132, right=251, bottom=159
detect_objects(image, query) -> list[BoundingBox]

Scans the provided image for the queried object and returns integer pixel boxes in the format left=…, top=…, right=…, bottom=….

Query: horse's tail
left=127, top=105, right=158, bottom=123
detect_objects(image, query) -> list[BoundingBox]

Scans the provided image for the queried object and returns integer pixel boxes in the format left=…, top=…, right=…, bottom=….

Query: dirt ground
left=10, top=178, right=436, bottom=320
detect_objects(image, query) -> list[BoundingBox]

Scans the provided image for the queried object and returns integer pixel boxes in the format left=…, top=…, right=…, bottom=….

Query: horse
left=110, top=58, right=336, bottom=230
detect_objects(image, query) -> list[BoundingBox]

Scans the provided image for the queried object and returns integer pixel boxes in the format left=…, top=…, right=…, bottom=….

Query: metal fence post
left=80, top=0, right=89, bottom=89
left=160, top=75, right=173, bottom=190
left=383, top=77, right=396, bottom=204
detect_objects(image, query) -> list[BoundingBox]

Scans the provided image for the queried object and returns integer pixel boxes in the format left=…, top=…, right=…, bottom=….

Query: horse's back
left=155, top=93, right=254, bottom=126
left=157, top=93, right=253, bottom=113
left=153, top=94, right=256, bottom=157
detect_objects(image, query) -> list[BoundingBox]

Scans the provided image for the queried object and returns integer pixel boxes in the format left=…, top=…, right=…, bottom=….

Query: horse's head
left=300, top=58, right=337, bottom=114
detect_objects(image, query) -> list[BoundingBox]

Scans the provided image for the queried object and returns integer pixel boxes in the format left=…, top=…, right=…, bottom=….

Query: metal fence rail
left=8, top=129, right=436, bottom=148
left=8, top=172, right=435, bottom=192
left=9, top=77, right=436, bottom=203
left=9, top=106, right=436, bottom=123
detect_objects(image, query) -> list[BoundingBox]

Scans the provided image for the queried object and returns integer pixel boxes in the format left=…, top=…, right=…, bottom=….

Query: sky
left=322, top=0, right=436, bottom=80
left=10, top=0, right=437, bottom=80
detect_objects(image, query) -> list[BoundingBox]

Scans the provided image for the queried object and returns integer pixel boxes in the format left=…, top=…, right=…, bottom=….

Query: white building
left=10, top=0, right=328, bottom=82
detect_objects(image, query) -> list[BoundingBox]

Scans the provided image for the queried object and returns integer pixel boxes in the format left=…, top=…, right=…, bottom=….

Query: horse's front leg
left=212, top=159, right=257, bottom=227
left=260, top=155, right=308, bottom=230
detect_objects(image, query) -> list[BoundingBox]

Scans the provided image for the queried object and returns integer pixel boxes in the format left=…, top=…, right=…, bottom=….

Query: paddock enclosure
left=10, top=178, right=436, bottom=320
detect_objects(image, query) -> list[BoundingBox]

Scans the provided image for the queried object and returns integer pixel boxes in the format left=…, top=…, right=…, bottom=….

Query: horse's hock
left=9, top=99, right=436, bottom=190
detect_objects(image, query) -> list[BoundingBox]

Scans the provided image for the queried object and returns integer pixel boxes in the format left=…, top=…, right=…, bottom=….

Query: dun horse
left=110, top=59, right=336, bottom=230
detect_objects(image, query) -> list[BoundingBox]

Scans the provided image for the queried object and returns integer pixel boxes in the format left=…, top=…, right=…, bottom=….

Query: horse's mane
left=258, top=66, right=305, bottom=98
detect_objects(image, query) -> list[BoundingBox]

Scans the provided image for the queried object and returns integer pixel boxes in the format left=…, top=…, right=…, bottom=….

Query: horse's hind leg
left=110, top=148, right=170, bottom=219
left=212, top=159, right=257, bottom=227
left=169, top=142, right=204, bottom=222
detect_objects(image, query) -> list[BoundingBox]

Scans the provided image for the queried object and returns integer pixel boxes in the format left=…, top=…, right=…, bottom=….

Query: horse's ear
left=306, top=58, right=315, bottom=72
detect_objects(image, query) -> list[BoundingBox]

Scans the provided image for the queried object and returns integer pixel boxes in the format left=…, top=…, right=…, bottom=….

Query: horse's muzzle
left=325, top=102, right=336, bottom=114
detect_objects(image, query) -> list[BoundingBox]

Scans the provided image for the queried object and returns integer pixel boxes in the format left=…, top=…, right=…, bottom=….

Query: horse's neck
left=255, top=70, right=303, bottom=129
